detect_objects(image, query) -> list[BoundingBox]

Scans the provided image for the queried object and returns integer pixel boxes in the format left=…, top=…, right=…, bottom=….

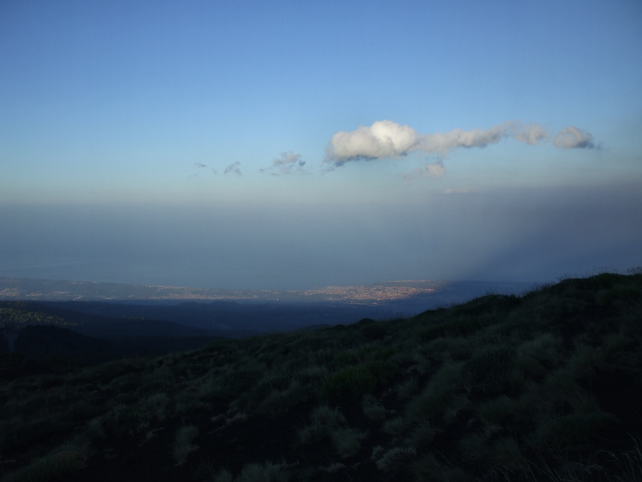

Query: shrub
left=565, top=343, right=604, bottom=380
left=383, top=416, right=407, bottom=436
left=598, top=286, right=641, bottom=305
left=362, top=394, right=386, bottom=420
left=258, top=380, right=310, bottom=414
left=406, top=361, right=463, bottom=421
left=366, top=359, right=397, bottom=384
left=99, top=404, right=151, bottom=438
left=310, top=405, right=345, bottom=427
left=478, top=395, right=523, bottom=427
left=331, top=427, right=366, bottom=458
left=405, top=421, right=435, bottom=449
left=443, top=395, right=469, bottom=424
left=143, top=392, right=170, bottom=421
left=458, top=432, right=490, bottom=463
left=236, top=461, right=291, bottom=482
left=534, top=411, right=617, bottom=447
left=173, top=425, right=198, bottom=465
left=517, top=333, right=564, bottom=369
left=374, top=446, right=416, bottom=472
left=414, top=453, right=471, bottom=482
left=299, top=406, right=345, bottom=445
left=539, top=369, right=587, bottom=410
left=332, top=351, right=358, bottom=368
left=463, top=347, right=515, bottom=395
left=395, top=377, right=417, bottom=400
left=3, top=445, right=87, bottom=482
left=319, top=365, right=376, bottom=401
left=218, top=362, right=267, bottom=397
left=212, top=469, right=234, bottom=482
left=491, top=437, right=528, bottom=470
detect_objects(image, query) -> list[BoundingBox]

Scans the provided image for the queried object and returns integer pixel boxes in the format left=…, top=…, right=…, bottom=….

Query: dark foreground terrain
left=1, top=272, right=641, bottom=481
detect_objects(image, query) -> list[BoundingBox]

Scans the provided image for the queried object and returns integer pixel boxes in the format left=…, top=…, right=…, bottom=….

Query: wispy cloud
left=224, top=161, right=242, bottom=176
left=194, top=162, right=217, bottom=174
left=513, top=124, right=548, bottom=146
left=400, top=161, right=446, bottom=182
left=261, top=151, right=306, bottom=175
left=325, top=120, right=596, bottom=164
left=553, top=126, right=595, bottom=149
left=443, top=188, right=473, bottom=194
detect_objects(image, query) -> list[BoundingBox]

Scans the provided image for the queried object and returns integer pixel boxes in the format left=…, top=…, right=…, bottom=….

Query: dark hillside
left=0, top=303, right=220, bottom=368
left=1, top=273, right=641, bottom=482
left=40, top=300, right=400, bottom=336
left=0, top=301, right=214, bottom=339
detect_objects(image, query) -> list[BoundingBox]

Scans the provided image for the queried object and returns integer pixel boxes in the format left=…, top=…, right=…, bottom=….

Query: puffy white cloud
left=261, top=151, right=306, bottom=175
left=553, top=126, right=595, bottom=149
left=224, top=161, right=242, bottom=175
left=326, top=120, right=595, bottom=165
left=329, top=120, right=420, bottom=162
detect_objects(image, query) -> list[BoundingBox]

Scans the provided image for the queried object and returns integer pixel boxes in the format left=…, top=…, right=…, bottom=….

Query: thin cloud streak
left=194, top=162, right=217, bottom=174
left=400, top=161, right=446, bottom=182
left=224, top=161, right=242, bottom=176
left=261, top=151, right=306, bottom=175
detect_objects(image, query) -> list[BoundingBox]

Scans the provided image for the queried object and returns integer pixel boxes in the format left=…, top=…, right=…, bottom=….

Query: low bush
left=382, top=416, right=407, bottom=436
left=236, top=461, right=291, bottom=482
left=173, top=425, right=198, bottom=465
left=406, top=361, right=463, bottom=421
left=534, top=411, right=617, bottom=447
left=298, top=405, right=345, bottom=445
left=332, top=427, right=367, bottom=458
left=374, top=446, right=416, bottom=472
left=3, top=444, right=87, bottom=482
left=405, top=421, right=435, bottom=449
left=362, top=394, right=386, bottom=420
left=463, top=346, right=515, bottom=395
left=320, top=365, right=376, bottom=400
left=413, top=453, right=471, bottom=482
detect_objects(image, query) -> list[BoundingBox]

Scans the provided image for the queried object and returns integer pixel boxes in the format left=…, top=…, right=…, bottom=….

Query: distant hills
left=0, top=302, right=219, bottom=362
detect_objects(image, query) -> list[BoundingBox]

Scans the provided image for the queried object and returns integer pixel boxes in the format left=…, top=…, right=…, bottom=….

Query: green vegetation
left=1, top=271, right=641, bottom=481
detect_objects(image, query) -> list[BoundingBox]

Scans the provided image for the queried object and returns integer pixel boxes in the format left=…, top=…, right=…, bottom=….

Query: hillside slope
left=1, top=272, right=641, bottom=482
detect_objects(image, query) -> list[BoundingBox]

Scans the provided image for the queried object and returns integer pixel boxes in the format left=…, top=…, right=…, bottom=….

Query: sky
left=1, top=0, right=642, bottom=290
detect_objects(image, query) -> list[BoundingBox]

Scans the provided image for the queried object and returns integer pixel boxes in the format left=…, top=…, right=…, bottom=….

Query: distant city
left=0, top=277, right=447, bottom=304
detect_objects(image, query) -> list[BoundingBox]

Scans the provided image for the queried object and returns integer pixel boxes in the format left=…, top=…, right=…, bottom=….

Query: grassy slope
left=0, top=272, right=641, bottom=482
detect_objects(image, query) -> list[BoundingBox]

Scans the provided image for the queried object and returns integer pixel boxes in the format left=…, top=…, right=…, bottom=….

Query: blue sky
left=1, top=0, right=642, bottom=289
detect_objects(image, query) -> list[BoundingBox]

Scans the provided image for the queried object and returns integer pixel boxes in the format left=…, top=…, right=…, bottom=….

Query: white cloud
left=261, top=151, right=306, bottom=175
left=224, top=161, right=242, bottom=175
left=329, top=120, right=420, bottom=162
left=418, top=122, right=512, bottom=154
left=513, top=123, right=548, bottom=145
left=326, top=120, right=595, bottom=164
left=553, top=126, right=595, bottom=149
